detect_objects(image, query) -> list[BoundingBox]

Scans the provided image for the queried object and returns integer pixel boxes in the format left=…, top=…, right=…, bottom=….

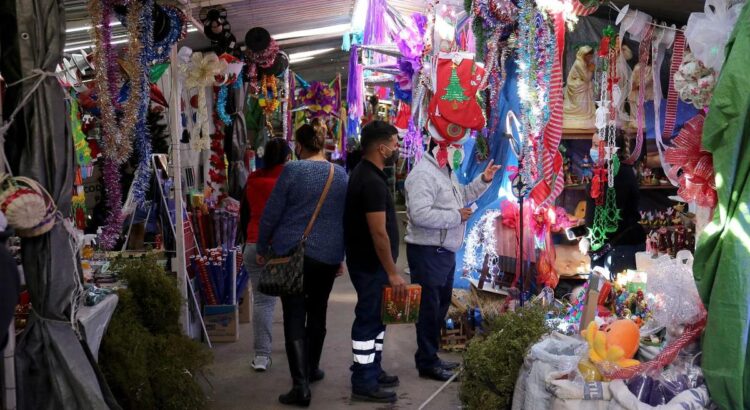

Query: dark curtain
left=225, top=84, right=249, bottom=200
left=0, top=0, right=116, bottom=408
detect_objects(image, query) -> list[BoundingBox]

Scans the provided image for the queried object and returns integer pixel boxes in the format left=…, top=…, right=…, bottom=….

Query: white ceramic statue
left=563, top=46, right=596, bottom=129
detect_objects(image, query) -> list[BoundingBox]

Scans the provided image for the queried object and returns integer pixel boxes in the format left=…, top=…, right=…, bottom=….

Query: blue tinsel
left=131, top=0, right=155, bottom=205
left=217, top=86, right=231, bottom=125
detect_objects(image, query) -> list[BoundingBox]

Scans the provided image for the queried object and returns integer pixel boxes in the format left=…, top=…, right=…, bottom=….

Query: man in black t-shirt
left=344, top=121, right=406, bottom=404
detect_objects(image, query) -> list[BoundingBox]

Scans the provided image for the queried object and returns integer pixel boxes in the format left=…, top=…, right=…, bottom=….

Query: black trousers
left=407, top=244, right=455, bottom=370
left=280, top=257, right=338, bottom=343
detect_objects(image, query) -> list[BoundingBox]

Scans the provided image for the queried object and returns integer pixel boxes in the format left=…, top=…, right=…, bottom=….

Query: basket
left=0, top=174, right=58, bottom=237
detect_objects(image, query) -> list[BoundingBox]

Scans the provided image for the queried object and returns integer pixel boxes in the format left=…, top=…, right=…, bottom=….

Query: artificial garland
left=471, top=0, right=515, bottom=133
left=131, top=0, right=155, bottom=207
left=245, top=39, right=279, bottom=94
left=587, top=32, right=622, bottom=251
left=148, top=5, right=187, bottom=64
left=89, top=0, right=151, bottom=249
left=258, top=74, right=280, bottom=115
left=514, top=0, right=555, bottom=197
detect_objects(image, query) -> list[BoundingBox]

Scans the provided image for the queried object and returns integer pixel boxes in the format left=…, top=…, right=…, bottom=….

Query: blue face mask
left=589, top=148, right=600, bottom=163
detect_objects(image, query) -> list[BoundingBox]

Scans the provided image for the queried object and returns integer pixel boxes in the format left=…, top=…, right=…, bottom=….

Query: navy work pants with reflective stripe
left=349, top=266, right=389, bottom=393
left=407, top=244, right=455, bottom=370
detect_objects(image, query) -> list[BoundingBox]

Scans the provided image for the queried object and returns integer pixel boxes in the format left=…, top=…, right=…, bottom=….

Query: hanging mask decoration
left=200, top=7, right=237, bottom=56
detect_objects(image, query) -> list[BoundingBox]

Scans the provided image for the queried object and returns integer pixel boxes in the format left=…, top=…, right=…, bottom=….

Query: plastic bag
left=644, top=251, right=704, bottom=329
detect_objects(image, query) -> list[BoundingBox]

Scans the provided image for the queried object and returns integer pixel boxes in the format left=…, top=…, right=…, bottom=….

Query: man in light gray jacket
left=404, top=145, right=501, bottom=381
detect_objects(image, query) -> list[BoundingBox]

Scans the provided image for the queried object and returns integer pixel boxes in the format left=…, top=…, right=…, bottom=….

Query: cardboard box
left=204, top=304, right=239, bottom=343
left=238, top=287, right=251, bottom=324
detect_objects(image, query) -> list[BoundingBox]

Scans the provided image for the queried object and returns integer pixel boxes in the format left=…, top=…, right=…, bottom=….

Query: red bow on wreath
left=663, top=113, right=717, bottom=209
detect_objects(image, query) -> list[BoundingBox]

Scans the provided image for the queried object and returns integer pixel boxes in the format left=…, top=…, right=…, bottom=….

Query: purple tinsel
left=363, top=0, right=387, bottom=46
left=100, top=158, right=125, bottom=250
left=402, top=118, right=424, bottom=169
left=347, top=45, right=365, bottom=120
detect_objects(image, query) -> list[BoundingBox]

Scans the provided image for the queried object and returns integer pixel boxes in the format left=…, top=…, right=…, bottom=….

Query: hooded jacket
left=404, top=154, right=490, bottom=252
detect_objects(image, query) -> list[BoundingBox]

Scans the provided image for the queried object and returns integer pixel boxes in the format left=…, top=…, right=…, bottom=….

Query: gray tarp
left=0, top=0, right=116, bottom=408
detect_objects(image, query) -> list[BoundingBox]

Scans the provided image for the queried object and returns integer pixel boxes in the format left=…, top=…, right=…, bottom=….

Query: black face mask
left=384, top=148, right=400, bottom=166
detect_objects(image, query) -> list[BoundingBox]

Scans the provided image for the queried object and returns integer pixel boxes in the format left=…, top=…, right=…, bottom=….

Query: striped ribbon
left=531, top=12, right=565, bottom=208
left=662, top=32, right=686, bottom=141
left=655, top=31, right=686, bottom=185
left=571, top=0, right=599, bottom=16
left=623, top=25, right=654, bottom=165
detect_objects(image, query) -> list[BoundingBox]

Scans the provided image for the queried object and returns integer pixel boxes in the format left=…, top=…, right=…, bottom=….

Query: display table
left=77, top=294, right=118, bottom=361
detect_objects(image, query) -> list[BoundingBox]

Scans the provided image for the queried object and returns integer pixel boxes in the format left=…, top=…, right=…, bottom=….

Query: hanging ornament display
left=587, top=31, right=622, bottom=252
left=259, top=74, right=280, bottom=115
left=184, top=52, right=227, bottom=151
left=90, top=0, right=155, bottom=249
left=244, top=27, right=281, bottom=94
left=514, top=0, right=556, bottom=197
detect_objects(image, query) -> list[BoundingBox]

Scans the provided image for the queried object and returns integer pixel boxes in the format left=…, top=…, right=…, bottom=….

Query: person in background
left=585, top=134, right=646, bottom=276
left=345, top=142, right=363, bottom=173
left=404, top=140, right=501, bottom=381
left=257, top=124, right=348, bottom=407
left=344, top=121, right=404, bottom=404
left=242, top=138, right=291, bottom=372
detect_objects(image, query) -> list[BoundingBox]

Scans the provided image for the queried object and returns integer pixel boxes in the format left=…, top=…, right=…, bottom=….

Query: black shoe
left=351, top=387, right=398, bottom=403
left=418, top=366, right=456, bottom=382
left=377, top=371, right=400, bottom=388
left=310, top=368, right=325, bottom=383
left=438, top=360, right=461, bottom=371
left=279, top=388, right=311, bottom=407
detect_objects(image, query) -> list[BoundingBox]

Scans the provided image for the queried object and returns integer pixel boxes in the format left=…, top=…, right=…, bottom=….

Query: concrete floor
left=204, top=266, right=463, bottom=410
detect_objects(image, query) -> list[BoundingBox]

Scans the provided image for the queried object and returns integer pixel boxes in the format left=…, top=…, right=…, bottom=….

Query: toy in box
left=381, top=284, right=422, bottom=324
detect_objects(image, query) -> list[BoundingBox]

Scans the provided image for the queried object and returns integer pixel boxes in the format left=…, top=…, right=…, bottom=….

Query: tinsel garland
left=90, top=0, right=147, bottom=164
left=100, top=158, right=125, bottom=250
left=515, top=0, right=555, bottom=195
left=90, top=0, right=151, bottom=248
left=217, top=85, right=231, bottom=125
left=147, top=5, right=187, bottom=64
left=131, top=0, right=155, bottom=206
left=463, top=210, right=502, bottom=272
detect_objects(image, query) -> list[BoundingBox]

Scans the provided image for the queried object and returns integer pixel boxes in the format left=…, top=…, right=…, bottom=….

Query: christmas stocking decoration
left=430, top=53, right=486, bottom=129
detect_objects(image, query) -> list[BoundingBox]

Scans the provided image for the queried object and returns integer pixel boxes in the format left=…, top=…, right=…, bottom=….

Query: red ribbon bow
left=663, top=113, right=717, bottom=209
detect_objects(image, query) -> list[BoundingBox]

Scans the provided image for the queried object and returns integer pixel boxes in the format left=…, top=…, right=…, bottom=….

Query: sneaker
left=251, top=355, right=271, bottom=371
left=351, top=387, right=397, bottom=403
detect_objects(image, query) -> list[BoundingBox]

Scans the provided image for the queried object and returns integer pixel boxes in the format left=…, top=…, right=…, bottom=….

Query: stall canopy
left=0, top=0, right=117, bottom=408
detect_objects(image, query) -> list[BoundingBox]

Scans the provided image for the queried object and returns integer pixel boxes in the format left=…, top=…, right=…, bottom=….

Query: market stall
left=341, top=0, right=747, bottom=408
